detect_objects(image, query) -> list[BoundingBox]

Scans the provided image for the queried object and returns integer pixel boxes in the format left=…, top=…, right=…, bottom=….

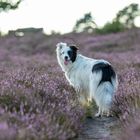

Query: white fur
left=56, top=42, right=118, bottom=117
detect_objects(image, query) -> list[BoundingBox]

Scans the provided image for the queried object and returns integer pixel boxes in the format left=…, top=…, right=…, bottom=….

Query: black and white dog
left=56, top=42, right=118, bottom=117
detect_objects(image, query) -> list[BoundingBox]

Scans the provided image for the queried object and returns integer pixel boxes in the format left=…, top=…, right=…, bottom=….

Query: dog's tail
left=94, top=81, right=116, bottom=112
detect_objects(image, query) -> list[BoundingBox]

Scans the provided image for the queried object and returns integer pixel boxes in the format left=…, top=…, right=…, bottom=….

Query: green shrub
left=96, top=21, right=124, bottom=34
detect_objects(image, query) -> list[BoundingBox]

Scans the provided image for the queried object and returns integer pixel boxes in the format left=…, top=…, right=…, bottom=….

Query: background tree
left=0, top=0, right=22, bottom=36
left=73, top=12, right=97, bottom=33
left=0, top=0, right=22, bottom=12
left=114, top=3, right=140, bottom=28
left=96, top=3, right=140, bottom=34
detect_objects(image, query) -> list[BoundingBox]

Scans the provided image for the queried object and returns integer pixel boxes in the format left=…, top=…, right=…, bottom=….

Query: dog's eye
left=60, top=51, right=64, bottom=55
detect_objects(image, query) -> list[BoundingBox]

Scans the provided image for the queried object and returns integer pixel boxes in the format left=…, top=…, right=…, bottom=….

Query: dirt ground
left=74, top=116, right=120, bottom=140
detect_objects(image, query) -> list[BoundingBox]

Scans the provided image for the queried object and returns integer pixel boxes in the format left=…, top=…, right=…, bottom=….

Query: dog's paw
left=95, top=112, right=101, bottom=117
left=106, top=112, right=113, bottom=117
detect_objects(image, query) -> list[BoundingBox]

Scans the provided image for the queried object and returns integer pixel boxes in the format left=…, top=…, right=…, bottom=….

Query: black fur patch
left=92, top=62, right=116, bottom=86
left=68, top=45, right=78, bottom=62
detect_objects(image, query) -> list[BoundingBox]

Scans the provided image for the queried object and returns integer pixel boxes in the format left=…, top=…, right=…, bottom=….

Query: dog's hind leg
left=95, top=107, right=101, bottom=117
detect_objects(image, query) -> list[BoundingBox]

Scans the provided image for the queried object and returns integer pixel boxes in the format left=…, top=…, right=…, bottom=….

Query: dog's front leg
left=75, top=85, right=81, bottom=93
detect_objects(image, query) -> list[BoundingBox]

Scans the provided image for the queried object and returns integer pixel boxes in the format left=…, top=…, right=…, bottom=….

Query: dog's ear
left=56, top=42, right=62, bottom=49
left=56, top=42, right=67, bottom=50
left=69, top=45, right=79, bottom=52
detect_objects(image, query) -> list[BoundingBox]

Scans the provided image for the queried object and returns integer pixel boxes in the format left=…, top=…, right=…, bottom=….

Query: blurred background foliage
left=73, top=3, right=140, bottom=34
left=73, top=12, right=97, bottom=33
left=0, top=0, right=22, bottom=12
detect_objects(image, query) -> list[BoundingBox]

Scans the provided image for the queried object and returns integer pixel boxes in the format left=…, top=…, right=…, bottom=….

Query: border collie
left=56, top=42, right=118, bottom=117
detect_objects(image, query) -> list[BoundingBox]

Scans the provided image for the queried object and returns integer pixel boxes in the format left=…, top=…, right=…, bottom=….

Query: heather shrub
left=112, top=66, right=140, bottom=139
left=113, top=67, right=140, bottom=118
left=0, top=62, right=85, bottom=140
left=0, top=29, right=140, bottom=140
left=119, top=112, right=140, bottom=140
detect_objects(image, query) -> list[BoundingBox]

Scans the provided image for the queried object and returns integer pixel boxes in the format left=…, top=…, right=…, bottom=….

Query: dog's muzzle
left=64, top=56, right=70, bottom=65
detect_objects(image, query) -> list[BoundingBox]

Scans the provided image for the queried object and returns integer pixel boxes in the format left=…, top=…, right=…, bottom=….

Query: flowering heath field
left=0, top=29, right=140, bottom=139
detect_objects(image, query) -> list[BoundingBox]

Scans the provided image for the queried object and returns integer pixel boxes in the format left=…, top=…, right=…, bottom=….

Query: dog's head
left=56, top=42, right=78, bottom=66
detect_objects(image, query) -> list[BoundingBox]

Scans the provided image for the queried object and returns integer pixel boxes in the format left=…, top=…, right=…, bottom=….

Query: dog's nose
left=65, top=56, right=68, bottom=60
